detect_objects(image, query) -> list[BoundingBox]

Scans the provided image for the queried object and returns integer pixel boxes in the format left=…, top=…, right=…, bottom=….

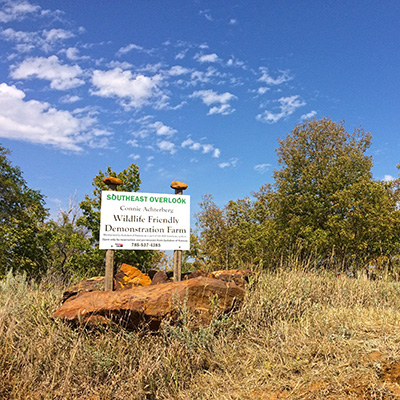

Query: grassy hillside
left=2, top=268, right=400, bottom=399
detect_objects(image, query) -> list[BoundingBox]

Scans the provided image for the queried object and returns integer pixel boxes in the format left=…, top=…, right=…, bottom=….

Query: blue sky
left=0, top=0, right=399, bottom=222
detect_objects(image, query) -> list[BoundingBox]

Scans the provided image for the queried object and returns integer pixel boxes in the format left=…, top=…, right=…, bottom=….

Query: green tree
left=195, top=193, right=274, bottom=270
left=269, top=117, right=400, bottom=267
left=0, top=145, right=51, bottom=277
left=46, top=199, right=95, bottom=279
left=77, top=164, right=162, bottom=275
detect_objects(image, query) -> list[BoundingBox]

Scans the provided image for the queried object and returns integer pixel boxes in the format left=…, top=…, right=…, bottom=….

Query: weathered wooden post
left=103, top=176, right=123, bottom=291
left=170, top=180, right=188, bottom=281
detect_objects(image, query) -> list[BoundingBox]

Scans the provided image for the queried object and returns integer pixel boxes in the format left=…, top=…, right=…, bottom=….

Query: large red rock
left=54, top=277, right=245, bottom=330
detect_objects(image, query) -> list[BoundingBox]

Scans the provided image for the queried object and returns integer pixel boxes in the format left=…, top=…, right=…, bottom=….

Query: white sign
left=99, top=191, right=190, bottom=251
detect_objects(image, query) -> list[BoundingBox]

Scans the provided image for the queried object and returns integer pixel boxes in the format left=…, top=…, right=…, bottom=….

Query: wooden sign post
left=103, top=176, right=123, bottom=291
left=170, top=180, right=188, bottom=281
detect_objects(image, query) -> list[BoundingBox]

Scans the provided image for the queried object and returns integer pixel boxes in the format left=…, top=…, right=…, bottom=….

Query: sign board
left=99, top=191, right=190, bottom=251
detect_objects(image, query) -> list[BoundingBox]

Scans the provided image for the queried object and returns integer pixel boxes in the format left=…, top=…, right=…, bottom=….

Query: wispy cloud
left=301, top=110, right=317, bottom=120
left=256, top=95, right=306, bottom=123
left=181, top=137, right=220, bottom=158
left=218, top=157, right=238, bottom=169
left=157, top=139, right=176, bottom=154
left=59, top=94, right=82, bottom=104
left=116, top=43, right=155, bottom=56
left=132, top=117, right=177, bottom=139
left=254, top=163, right=272, bottom=173
left=0, top=0, right=40, bottom=23
left=199, top=10, right=213, bottom=21
left=1, top=27, right=76, bottom=52
left=194, top=53, right=220, bottom=63
left=190, top=89, right=236, bottom=115
left=258, top=67, right=292, bottom=85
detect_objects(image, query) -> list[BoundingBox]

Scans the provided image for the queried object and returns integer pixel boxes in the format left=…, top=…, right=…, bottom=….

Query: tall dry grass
left=1, top=268, right=400, bottom=399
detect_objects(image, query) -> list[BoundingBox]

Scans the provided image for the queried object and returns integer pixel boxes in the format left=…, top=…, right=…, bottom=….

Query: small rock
left=150, top=270, right=169, bottom=285
left=170, top=180, right=188, bottom=191
left=103, top=176, right=123, bottom=186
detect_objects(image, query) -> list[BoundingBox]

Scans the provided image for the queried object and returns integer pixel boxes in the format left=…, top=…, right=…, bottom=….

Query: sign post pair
left=100, top=178, right=190, bottom=290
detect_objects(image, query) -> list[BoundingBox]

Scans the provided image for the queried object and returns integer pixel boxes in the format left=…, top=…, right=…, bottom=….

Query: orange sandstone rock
left=103, top=176, right=123, bottom=186
left=170, top=180, right=188, bottom=191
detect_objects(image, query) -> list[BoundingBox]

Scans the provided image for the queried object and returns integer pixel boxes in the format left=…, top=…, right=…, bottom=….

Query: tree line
left=192, top=118, right=400, bottom=273
left=1, top=118, right=399, bottom=279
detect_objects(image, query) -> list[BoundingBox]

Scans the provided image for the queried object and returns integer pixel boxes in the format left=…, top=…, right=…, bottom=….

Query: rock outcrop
left=62, top=264, right=152, bottom=303
left=210, top=269, right=253, bottom=288
left=54, top=276, right=245, bottom=330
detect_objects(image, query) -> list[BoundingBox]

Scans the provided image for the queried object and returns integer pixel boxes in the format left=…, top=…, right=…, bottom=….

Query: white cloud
left=11, top=56, right=84, bottom=90
left=256, top=95, right=306, bottom=123
left=208, top=104, right=233, bottom=115
left=117, top=43, right=143, bottom=55
left=191, top=90, right=235, bottom=106
left=132, top=118, right=177, bottom=139
left=91, top=68, right=164, bottom=109
left=157, top=140, right=176, bottom=154
left=150, top=121, right=177, bottom=136
left=1, top=27, right=76, bottom=53
left=0, top=1, right=40, bottom=22
left=0, top=83, right=101, bottom=151
left=194, top=53, right=220, bottom=63
left=301, top=110, right=317, bottom=120
left=107, top=60, right=133, bottom=70
left=59, top=94, right=81, bottom=104
left=190, top=89, right=236, bottom=115
left=254, top=163, right=272, bottom=173
left=257, top=87, right=269, bottom=95
left=168, top=65, right=190, bottom=76
left=226, top=56, right=245, bottom=68
left=199, top=10, right=212, bottom=21
left=116, top=43, right=154, bottom=56
left=175, top=51, right=187, bottom=60
left=383, top=175, right=394, bottom=182
left=42, top=28, right=75, bottom=43
left=181, top=137, right=220, bottom=158
left=127, top=139, right=139, bottom=147
left=218, top=158, right=238, bottom=169
left=129, top=154, right=141, bottom=160
left=258, top=67, right=292, bottom=85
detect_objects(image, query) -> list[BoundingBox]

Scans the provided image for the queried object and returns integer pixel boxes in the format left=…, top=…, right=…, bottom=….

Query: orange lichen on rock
left=114, top=263, right=151, bottom=290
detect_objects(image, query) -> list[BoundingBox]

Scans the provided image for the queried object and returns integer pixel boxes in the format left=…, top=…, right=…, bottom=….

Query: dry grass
left=2, top=268, right=400, bottom=399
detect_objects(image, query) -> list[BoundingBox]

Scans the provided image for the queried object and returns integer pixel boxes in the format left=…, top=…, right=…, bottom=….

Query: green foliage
left=0, top=145, right=51, bottom=277
left=76, top=164, right=162, bottom=275
left=46, top=201, right=98, bottom=279
left=270, top=118, right=400, bottom=266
